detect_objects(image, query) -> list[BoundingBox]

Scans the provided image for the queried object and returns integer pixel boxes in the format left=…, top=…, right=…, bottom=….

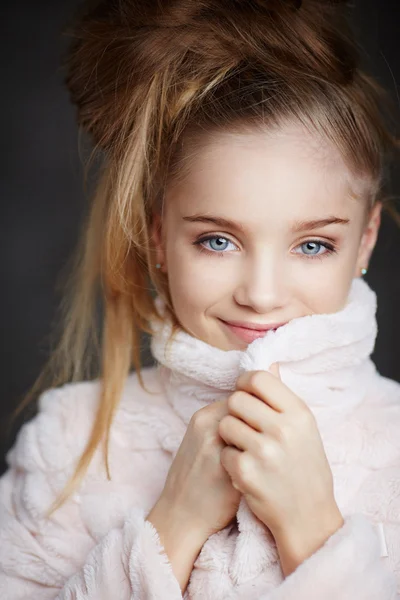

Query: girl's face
left=154, top=123, right=381, bottom=350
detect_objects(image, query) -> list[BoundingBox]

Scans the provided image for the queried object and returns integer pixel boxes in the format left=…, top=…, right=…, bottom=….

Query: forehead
left=165, top=123, right=367, bottom=226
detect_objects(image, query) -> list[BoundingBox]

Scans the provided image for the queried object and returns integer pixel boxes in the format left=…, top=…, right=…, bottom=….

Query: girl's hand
left=218, top=364, right=343, bottom=544
left=147, top=399, right=242, bottom=592
left=149, top=398, right=241, bottom=541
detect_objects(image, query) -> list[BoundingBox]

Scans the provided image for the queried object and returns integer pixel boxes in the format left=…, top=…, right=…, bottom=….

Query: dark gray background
left=1, top=1, right=399, bottom=475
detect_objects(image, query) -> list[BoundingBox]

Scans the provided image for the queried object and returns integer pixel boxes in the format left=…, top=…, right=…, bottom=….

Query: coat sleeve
left=261, top=512, right=399, bottom=600
left=0, top=386, right=183, bottom=600
left=248, top=460, right=400, bottom=600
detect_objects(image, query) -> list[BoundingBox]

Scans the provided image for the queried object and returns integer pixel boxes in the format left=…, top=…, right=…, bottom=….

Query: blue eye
left=197, top=236, right=237, bottom=253
left=295, top=241, right=334, bottom=257
left=302, top=242, right=323, bottom=255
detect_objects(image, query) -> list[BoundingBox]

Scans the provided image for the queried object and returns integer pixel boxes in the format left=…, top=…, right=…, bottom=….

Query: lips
left=220, top=320, right=285, bottom=343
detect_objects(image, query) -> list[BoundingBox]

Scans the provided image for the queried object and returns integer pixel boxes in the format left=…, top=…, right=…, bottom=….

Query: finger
left=228, top=390, right=281, bottom=434
left=220, top=445, right=243, bottom=490
left=236, top=370, right=303, bottom=413
left=269, top=362, right=281, bottom=380
left=218, top=414, right=261, bottom=452
left=212, top=397, right=232, bottom=420
left=198, top=397, right=230, bottom=422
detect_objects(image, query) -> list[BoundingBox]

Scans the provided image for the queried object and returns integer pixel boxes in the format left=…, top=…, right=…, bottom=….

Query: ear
left=354, top=201, right=382, bottom=277
left=151, top=212, right=167, bottom=272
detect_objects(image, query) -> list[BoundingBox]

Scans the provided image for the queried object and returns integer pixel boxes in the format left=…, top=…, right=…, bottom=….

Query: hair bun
left=64, top=0, right=358, bottom=149
left=230, top=0, right=346, bottom=9
left=194, top=0, right=357, bottom=84
left=230, top=0, right=302, bottom=11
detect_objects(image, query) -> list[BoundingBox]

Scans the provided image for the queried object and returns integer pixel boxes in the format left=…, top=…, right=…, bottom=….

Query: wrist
left=273, top=504, right=345, bottom=577
left=146, top=497, right=208, bottom=594
left=146, top=496, right=209, bottom=551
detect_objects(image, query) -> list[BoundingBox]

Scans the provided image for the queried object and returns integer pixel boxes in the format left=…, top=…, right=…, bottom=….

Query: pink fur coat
left=0, top=278, right=399, bottom=599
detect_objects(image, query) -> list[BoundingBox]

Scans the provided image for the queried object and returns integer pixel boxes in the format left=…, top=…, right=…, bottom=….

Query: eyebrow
left=182, top=214, right=350, bottom=233
left=291, top=217, right=350, bottom=232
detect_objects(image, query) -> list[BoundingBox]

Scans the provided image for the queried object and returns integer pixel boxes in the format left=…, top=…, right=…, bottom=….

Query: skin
left=149, top=121, right=382, bottom=590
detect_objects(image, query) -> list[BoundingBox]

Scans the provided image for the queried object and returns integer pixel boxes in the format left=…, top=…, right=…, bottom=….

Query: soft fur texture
left=0, top=278, right=399, bottom=599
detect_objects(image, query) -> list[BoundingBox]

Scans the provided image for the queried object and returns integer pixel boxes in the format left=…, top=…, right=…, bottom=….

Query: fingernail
left=269, top=362, right=280, bottom=378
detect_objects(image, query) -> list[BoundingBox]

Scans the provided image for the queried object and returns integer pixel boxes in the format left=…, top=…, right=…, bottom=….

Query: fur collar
left=151, top=277, right=377, bottom=428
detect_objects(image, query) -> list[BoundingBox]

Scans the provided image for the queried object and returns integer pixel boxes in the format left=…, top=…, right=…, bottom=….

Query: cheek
left=300, top=273, right=354, bottom=314
left=295, top=246, right=359, bottom=314
left=165, top=240, right=233, bottom=321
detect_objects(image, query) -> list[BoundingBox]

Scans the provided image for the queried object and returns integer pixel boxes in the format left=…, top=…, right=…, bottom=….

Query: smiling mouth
left=220, top=320, right=286, bottom=343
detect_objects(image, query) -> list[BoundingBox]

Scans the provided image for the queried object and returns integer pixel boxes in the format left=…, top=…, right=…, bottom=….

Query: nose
left=233, top=252, right=288, bottom=314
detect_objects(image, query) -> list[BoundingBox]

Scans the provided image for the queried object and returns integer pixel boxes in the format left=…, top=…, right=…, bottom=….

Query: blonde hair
left=10, top=0, right=399, bottom=517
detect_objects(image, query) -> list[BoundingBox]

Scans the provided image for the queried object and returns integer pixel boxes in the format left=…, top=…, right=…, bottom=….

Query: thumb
left=269, top=362, right=281, bottom=380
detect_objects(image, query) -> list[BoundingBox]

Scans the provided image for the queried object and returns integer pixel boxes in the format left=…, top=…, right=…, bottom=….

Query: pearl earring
left=156, top=263, right=161, bottom=269
left=361, top=267, right=368, bottom=276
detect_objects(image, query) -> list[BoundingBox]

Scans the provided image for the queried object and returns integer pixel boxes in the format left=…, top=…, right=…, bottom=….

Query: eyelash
left=193, top=235, right=337, bottom=260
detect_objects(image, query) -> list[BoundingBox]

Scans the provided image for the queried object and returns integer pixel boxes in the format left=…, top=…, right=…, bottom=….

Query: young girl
left=1, top=0, right=399, bottom=598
